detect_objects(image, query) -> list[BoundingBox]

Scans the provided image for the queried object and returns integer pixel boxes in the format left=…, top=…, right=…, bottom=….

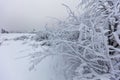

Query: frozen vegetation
left=0, top=33, right=66, bottom=80
left=1, top=0, right=120, bottom=80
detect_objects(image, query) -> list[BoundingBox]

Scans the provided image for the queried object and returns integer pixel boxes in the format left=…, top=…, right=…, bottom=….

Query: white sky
left=0, top=0, right=78, bottom=32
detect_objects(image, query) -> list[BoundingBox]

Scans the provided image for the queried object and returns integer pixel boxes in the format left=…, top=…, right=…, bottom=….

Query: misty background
left=0, top=0, right=78, bottom=32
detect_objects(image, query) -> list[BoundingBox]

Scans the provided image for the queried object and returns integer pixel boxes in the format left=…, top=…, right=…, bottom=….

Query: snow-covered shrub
left=28, top=0, right=120, bottom=80
left=53, top=30, right=80, bottom=41
left=32, top=31, right=51, bottom=41
left=14, top=35, right=29, bottom=41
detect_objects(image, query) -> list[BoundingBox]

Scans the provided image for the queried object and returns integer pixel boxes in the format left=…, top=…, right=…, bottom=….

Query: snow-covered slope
left=0, top=33, right=65, bottom=80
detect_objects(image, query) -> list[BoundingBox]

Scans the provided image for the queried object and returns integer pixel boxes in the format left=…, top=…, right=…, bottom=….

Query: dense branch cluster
left=29, top=0, right=120, bottom=80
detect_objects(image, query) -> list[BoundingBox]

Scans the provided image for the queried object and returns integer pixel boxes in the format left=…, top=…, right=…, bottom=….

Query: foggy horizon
left=0, top=0, right=78, bottom=32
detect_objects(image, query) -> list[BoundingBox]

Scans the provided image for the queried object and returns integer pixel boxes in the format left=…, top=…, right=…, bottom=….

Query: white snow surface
left=0, top=33, right=65, bottom=80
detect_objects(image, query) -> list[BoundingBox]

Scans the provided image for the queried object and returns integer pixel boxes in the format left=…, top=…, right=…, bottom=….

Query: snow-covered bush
left=14, top=35, right=29, bottom=41
left=29, top=0, right=120, bottom=80
left=32, top=31, right=51, bottom=41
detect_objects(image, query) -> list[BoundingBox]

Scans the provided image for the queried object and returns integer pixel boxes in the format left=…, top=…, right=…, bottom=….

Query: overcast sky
left=0, top=0, right=78, bottom=32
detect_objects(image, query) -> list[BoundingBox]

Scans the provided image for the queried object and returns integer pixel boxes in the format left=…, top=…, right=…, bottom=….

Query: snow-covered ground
left=0, top=33, right=114, bottom=80
left=0, top=33, right=65, bottom=80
